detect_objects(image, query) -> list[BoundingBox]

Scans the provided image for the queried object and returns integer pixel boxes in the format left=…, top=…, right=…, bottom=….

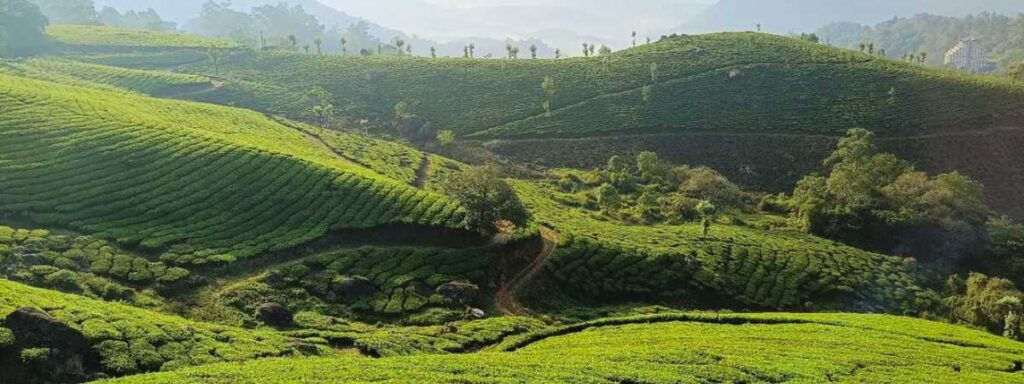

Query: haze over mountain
left=679, top=0, right=1024, bottom=34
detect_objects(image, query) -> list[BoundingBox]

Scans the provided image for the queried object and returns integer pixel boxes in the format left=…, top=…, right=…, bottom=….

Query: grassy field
left=0, top=58, right=212, bottom=96
left=101, top=312, right=1024, bottom=383
left=512, top=180, right=923, bottom=312
left=46, top=25, right=240, bottom=50
left=0, top=71, right=464, bottom=267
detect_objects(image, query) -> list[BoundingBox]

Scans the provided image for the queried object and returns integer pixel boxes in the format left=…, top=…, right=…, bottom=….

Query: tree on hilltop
left=0, top=0, right=49, bottom=57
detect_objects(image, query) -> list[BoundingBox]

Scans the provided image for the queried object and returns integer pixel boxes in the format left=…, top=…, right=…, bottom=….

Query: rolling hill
left=102, top=312, right=1024, bottom=383
left=68, top=31, right=1024, bottom=219
left=0, top=69, right=465, bottom=268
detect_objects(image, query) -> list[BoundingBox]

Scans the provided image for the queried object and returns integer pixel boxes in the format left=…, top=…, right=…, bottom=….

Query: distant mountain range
left=678, top=0, right=1024, bottom=34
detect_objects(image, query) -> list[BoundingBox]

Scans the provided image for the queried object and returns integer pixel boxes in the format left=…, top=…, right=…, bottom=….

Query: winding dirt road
left=496, top=226, right=560, bottom=316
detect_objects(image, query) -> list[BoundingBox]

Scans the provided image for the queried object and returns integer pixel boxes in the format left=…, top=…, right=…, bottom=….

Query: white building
left=944, top=39, right=992, bottom=73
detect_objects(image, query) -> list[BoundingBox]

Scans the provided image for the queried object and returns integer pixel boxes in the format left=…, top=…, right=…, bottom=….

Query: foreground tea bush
left=103, top=312, right=1024, bottom=383
left=0, top=280, right=314, bottom=379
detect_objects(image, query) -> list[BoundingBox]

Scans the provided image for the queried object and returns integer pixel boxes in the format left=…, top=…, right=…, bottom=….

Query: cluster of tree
left=0, top=0, right=49, bottom=57
left=559, top=152, right=749, bottom=230
left=26, top=0, right=174, bottom=31
left=817, top=13, right=1024, bottom=73
left=790, top=129, right=990, bottom=263
left=441, top=166, right=530, bottom=236
left=943, top=272, right=1023, bottom=340
left=191, top=1, right=409, bottom=57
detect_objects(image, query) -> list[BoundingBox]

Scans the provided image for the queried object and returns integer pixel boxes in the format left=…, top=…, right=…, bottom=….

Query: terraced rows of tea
left=512, top=181, right=923, bottom=311
left=0, top=72, right=463, bottom=267
left=104, top=312, right=1024, bottom=383
left=153, top=32, right=1024, bottom=140
left=0, top=58, right=213, bottom=96
left=46, top=25, right=240, bottom=51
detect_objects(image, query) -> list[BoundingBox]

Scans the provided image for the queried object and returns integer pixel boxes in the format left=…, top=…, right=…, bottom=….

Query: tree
left=0, top=0, right=49, bottom=57
left=530, top=44, right=537, bottom=59
left=920, top=52, right=927, bottom=64
left=697, top=200, right=717, bottom=238
left=1008, top=62, right=1024, bottom=83
left=468, top=42, right=475, bottom=58
left=554, top=48, right=561, bottom=59
left=945, top=273, right=1024, bottom=337
left=393, top=101, right=408, bottom=121
left=636, top=151, right=667, bottom=183
left=30, top=0, right=96, bottom=24
left=430, top=45, right=436, bottom=58
left=867, top=42, right=874, bottom=55
left=541, top=76, right=555, bottom=116
left=650, top=62, right=658, bottom=82
left=596, top=183, right=622, bottom=212
left=598, top=45, right=612, bottom=56
left=313, top=37, right=322, bottom=54
left=287, top=34, right=298, bottom=48
left=858, top=43, right=866, bottom=53
left=791, top=128, right=989, bottom=260
left=582, top=42, right=589, bottom=57
left=436, top=130, right=455, bottom=146
left=406, top=44, right=412, bottom=56
left=340, top=37, right=347, bottom=55
left=206, top=45, right=225, bottom=76
left=632, top=30, right=637, bottom=47
left=588, top=44, right=595, bottom=57
left=307, top=86, right=334, bottom=133
left=395, top=38, right=405, bottom=56
left=442, top=166, right=530, bottom=235
left=303, top=44, right=310, bottom=54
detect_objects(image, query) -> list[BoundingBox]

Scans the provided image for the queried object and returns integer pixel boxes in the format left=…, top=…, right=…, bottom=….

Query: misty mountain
left=679, top=0, right=1024, bottom=34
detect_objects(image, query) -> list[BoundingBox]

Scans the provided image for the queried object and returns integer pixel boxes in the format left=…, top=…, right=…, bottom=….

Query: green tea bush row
left=0, top=72, right=464, bottom=268
left=0, top=59, right=210, bottom=96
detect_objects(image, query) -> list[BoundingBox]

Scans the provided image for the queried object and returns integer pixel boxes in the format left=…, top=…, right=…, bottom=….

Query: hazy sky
left=321, top=0, right=717, bottom=46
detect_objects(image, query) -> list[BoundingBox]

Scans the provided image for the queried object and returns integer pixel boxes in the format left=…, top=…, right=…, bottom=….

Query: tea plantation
left=512, top=180, right=924, bottom=312
left=0, top=72, right=464, bottom=267
left=102, top=312, right=1024, bottom=383
left=46, top=25, right=240, bottom=51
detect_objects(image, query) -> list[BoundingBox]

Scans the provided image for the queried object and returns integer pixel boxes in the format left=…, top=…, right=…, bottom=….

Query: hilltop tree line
left=817, top=12, right=1024, bottom=73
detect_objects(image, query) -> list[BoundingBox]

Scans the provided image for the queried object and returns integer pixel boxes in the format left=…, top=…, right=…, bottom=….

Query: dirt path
left=413, top=156, right=432, bottom=188
left=496, top=226, right=560, bottom=316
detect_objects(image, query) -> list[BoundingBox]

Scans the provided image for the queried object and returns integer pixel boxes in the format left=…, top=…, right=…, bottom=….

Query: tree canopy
left=0, top=0, right=48, bottom=57
left=792, top=128, right=989, bottom=260
left=442, top=166, right=530, bottom=235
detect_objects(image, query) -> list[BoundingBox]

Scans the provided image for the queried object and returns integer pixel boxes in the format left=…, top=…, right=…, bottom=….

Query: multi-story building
left=944, top=38, right=992, bottom=73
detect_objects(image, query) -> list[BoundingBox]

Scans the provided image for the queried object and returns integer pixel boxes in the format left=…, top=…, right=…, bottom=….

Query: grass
left=0, top=71, right=464, bottom=267
left=100, top=312, right=1024, bottom=383
left=46, top=25, right=240, bottom=50
left=512, top=180, right=924, bottom=312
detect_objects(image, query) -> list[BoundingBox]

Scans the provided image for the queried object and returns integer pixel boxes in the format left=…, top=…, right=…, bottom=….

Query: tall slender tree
left=340, top=37, right=347, bottom=56
left=632, top=30, right=637, bottom=47
left=313, top=37, right=322, bottom=54
left=530, top=44, right=537, bottom=59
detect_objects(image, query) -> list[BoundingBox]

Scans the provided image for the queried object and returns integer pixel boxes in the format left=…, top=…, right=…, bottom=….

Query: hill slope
left=0, top=71, right=464, bottom=267
left=102, top=312, right=1024, bottom=383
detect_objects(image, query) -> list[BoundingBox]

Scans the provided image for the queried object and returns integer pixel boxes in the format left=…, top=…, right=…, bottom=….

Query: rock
left=467, top=308, right=486, bottom=319
left=435, top=281, right=479, bottom=307
left=255, top=303, right=293, bottom=327
left=3, top=307, right=101, bottom=382
left=335, top=276, right=377, bottom=299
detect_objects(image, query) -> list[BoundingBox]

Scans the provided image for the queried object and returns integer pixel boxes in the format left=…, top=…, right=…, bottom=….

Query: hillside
left=103, top=312, right=1024, bottom=383
left=82, top=32, right=1024, bottom=219
left=47, top=25, right=240, bottom=51
left=679, top=0, right=1024, bottom=34
left=0, top=71, right=464, bottom=268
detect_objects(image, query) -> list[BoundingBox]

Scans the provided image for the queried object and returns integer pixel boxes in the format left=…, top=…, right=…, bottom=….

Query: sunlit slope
left=0, top=58, right=213, bottom=96
left=160, top=32, right=1024, bottom=139
left=513, top=181, right=923, bottom=311
left=47, top=25, right=240, bottom=51
left=0, top=280, right=313, bottom=376
left=0, top=73, right=463, bottom=266
left=101, top=312, right=1024, bottom=383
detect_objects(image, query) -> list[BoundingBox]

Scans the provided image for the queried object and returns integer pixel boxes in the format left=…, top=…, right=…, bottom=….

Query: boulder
left=335, top=276, right=377, bottom=299
left=3, top=307, right=101, bottom=382
left=255, top=303, right=293, bottom=327
left=467, top=308, right=486, bottom=319
left=435, top=281, right=479, bottom=307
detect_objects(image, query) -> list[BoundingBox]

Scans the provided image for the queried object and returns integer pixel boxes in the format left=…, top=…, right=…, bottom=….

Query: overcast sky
left=320, top=0, right=717, bottom=46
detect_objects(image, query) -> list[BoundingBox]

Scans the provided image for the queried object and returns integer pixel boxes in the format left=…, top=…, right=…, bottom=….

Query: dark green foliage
left=257, top=246, right=493, bottom=317
left=974, top=217, right=1024, bottom=286
left=944, top=272, right=1023, bottom=337
left=442, top=166, right=530, bottom=235
left=791, top=129, right=990, bottom=260
left=0, top=0, right=49, bottom=57
left=0, top=225, right=186, bottom=301
left=0, top=280, right=316, bottom=378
